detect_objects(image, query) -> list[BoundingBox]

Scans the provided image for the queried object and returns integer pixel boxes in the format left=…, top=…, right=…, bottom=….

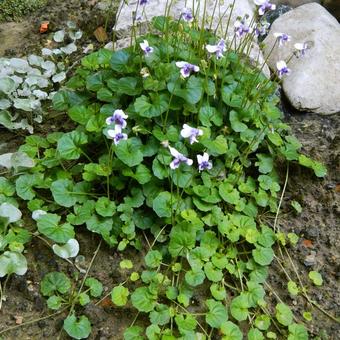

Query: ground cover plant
left=0, top=1, right=333, bottom=339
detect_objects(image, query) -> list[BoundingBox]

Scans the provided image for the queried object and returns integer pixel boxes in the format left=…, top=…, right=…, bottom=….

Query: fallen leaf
left=98, top=297, right=113, bottom=308
left=94, top=26, right=108, bottom=42
left=15, top=315, right=23, bottom=324
left=336, top=183, right=340, bottom=193
left=302, top=239, right=313, bottom=248
left=39, top=21, right=49, bottom=33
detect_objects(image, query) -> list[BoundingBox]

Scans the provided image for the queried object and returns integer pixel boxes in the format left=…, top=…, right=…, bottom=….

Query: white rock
left=263, top=3, right=340, bottom=115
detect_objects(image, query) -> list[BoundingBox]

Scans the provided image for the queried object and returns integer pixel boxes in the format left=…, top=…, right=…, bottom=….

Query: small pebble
left=304, top=251, right=317, bottom=266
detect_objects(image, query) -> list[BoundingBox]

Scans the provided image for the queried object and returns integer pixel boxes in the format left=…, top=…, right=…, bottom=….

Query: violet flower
left=181, top=8, right=194, bottom=23
left=294, top=42, right=308, bottom=57
left=180, top=124, right=203, bottom=144
left=106, top=109, right=128, bottom=128
left=168, top=146, right=193, bottom=170
left=276, top=60, right=290, bottom=78
left=176, top=61, right=200, bottom=78
left=197, top=153, right=212, bottom=172
left=206, top=39, right=226, bottom=59
left=140, top=40, right=154, bottom=55
left=274, top=33, right=291, bottom=47
left=254, top=0, right=276, bottom=16
left=140, top=0, right=149, bottom=5
left=255, top=21, right=270, bottom=37
left=234, top=20, right=251, bottom=38
left=107, top=125, right=128, bottom=145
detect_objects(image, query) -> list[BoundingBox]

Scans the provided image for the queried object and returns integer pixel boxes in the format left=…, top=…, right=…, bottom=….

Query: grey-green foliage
left=0, top=0, right=47, bottom=22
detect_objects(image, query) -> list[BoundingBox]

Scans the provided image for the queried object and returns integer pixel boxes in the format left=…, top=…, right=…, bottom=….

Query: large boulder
left=271, top=0, right=319, bottom=7
left=263, top=3, right=340, bottom=115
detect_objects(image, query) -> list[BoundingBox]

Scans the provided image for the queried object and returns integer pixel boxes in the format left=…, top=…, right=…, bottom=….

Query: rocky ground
left=0, top=0, right=339, bottom=339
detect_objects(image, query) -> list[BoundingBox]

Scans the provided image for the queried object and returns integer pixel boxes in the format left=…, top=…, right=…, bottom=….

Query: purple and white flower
left=106, top=109, right=128, bottom=128
left=206, top=39, right=226, bottom=59
left=254, top=0, right=276, bottom=16
left=255, top=21, right=270, bottom=36
left=168, top=146, right=193, bottom=169
left=181, top=8, right=194, bottom=22
left=180, top=124, right=203, bottom=144
left=176, top=61, right=200, bottom=78
left=276, top=60, right=290, bottom=78
left=197, top=153, right=213, bottom=172
left=294, top=42, right=308, bottom=57
left=234, top=20, right=251, bottom=38
left=140, top=0, right=149, bottom=5
left=140, top=40, right=154, bottom=55
left=274, top=32, right=291, bottom=47
left=107, top=125, right=128, bottom=145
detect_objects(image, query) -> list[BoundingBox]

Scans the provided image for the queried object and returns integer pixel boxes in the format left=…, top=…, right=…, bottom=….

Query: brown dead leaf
left=94, top=26, right=108, bottom=42
left=336, top=183, right=340, bottom=193
left=14, top=315, right=23, bottom=324
left=302, top=239, right=313, bottom=248
left=98, top=297, right=113, bottom=308
left=39, top=21, right=49, bottom=33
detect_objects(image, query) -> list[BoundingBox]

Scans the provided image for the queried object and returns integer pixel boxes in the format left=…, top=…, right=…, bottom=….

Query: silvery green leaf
left=10, top=58, right=29, bottom=73
left=13, top=98, right=33, bottom=111
left=53, top=30, right=65, bottom=43
left=33, top=114, right=43, bottom=123
left=0, top=66, right=14, bottom=76
left=52, top=72, right=66, bottom=83
left=48, top=91, right=56, bottom=100
left=60, top=43, right=77, bottom=55
left=0, top=202, right=22, bottom=223
left=0, top=110, right=14, bottom=130
left=0, top=76, right=16, bottom=94
left=69, top=30, right=83, bottom=40
left=41, top=48, right=53, bottom=56
left=67, top=21, right=77, bottom=29
left=52, top=49, right=62, bottom=55
left=57, top=62, right=65, bottom=71
left=32, top=209, right=47, bottom=221
left=0, top=251, right=27, bottom=277
left=41, top=60, right=56, bottom=72
left=33, top=89, right=48, bottom=100
left=14, top=119, right=33, bottom=134
left=10, top=151, right=35, bottom=169
left=17, top=88, right=32, bottom=97
left=10, top=75, right=24, bottom=85
left=28, top=54, right=44, bottom=67
left=25, top=75, right=49, bottom=88
left=52, top=239, right=79, bottom=259
left=27, top=68, right=42, bottom=76
left=104, top=42, right=114, bottom=51
left=0, top=99, right=11, bottom=110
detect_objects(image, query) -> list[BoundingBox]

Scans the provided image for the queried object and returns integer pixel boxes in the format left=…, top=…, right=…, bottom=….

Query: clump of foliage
left=0, top=23, right=83, bottom=133
left=0, top=0, right=47, bottom=22
left=0, top=12, right=327, bottom=340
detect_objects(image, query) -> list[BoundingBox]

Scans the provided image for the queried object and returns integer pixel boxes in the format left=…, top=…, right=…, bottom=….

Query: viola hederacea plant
left=0, top=1, right=329, bottom=339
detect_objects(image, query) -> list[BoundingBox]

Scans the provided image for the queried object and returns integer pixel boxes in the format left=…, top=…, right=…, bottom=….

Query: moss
left=0, top=0, right=47, bottom=22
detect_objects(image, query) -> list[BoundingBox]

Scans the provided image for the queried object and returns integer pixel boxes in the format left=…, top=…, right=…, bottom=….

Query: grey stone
left=263, top=3, right=340, bottom=115
left=271, top=0, right=320, bottom=7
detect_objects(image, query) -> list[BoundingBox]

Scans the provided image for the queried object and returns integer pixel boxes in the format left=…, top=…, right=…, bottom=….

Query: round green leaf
left=206, top=299, right=228, bottom=328
left=221, top=321, right=243, bottom=340
left=95, top=197, right=116, bottom=217
left=41, top=272, right=71, bottom=296
left=115, top=139, right=144, bottom=167
left=308, top=271, right=323, bottom=286
left=111, top=285, right=129, bottom=306
left=252, top=246, right=274, bottom=266
left=275, top=303, right=293, bottom=326
left=0, top=251, right=27, bottom=277
left=63, top=314, right=91, bottom=340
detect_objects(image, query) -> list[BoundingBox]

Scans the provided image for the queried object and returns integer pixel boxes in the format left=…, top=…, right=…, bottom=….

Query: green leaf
left=252, top=246, right=274, bottom=266
left=150, top=304, right=170, bottom=326
left=145, top=250, right=162, bottom=268
left=0, top=251, right=27, bottom=277
left=168, top=76, right=203, bottom=104
left=169, top=223, right=196, bottom=257
left=111, top=285, right=130, bottom=306
left=107, top=77, right=142, bottom=96
left=221, top=321, right=243, bottom=340
left=248, top=328, right=264, bottom=340
left=185, top=269, right=205, bottom=286
left=288, top=323, right=308, bottom=340
left=152, top=191, right=172, bottom=218
left=37, top=213, right=75, bottom=243
left=131, top=286, right=156, bottom=312
left=41, top=272, right=71, bottom=296
left=291, top=200, right=302, bottom=213
left=85, top=278, right=103, bottom=297
left=199, top=106, right=222, bottom=127
left=68, top=105, right=93, bottom=125
left=78, top=292, right=90, bottom=306
left=51, top=179, right=77, bottom=208
left=254, top=314, right=271, bottom=331
left=95, top=197, right=116, bottom=217
left=255, top=154, right=273, bottom=174
left=15, top=174, right=41, bottom=200
left=0, top=202, right=21, bottom=223
left=230, top=294, right=250, bottom=321
left=63, top=314, right=91, bottom=340
left=124, top=326, right=144, bottom=340
left=47, top=295, right=63, bottom=310
left=308, top=271, right=323, bottom=286
left=135, top=93, right=169, bottom=118
left=57, top=131, right=88, bottom=160
left=115, top=138, right=144, bottom=167
left=206, top=299, right=228, bottom=328
left=219, top=182, right=240, bottom=205
left=202, top=135, right=228, bottom=156
left=110, top=50, right=130, bottom=73
left=287, top=281, right=299, bottom=296
left=120, top=259, right=133, bottom=269
left=210, top=283, right=227, bottom=300
left=0, top=177, right=15, bottom=196
left=204, top=262, right=223, bottom=282
left=275, top=303, right=293, bottom=326
left=229, top=110, right=247, bottom=132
